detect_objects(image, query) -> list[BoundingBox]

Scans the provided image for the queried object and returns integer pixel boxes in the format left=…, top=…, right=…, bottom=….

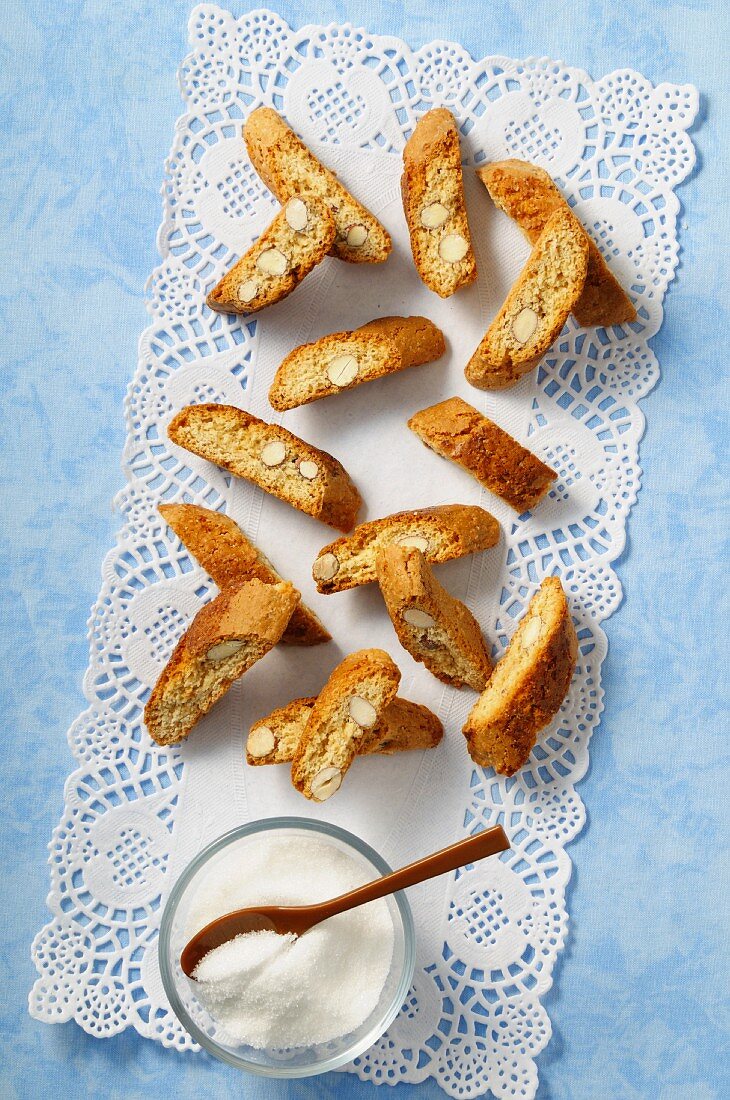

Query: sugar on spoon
left=181, top=824, right=509, bottom=978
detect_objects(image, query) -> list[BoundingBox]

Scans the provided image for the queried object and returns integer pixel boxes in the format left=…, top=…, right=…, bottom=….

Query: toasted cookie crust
left=159, top=503, right=330, bottom=645
left=377, top=545, right=492, bottom=690
left=168, top=404, right=362, bottom=532
left=269, top=316, right=445, bottom=411
left=465, top=207, right=588, bottom=390
left=312, top=504, right=500, bottom=594
left=244, top=107, right=392, bottom=264
left=408, top=397, right=557, bottom=512
left=207, top=195, right=335, bottom=315
left=402, top=108, right=477, bottom=297
left=145, top=580, right=300, bottom=746
left=462, top=577, right=577, bottom=776
left=478, top=159, right=636, bottom=327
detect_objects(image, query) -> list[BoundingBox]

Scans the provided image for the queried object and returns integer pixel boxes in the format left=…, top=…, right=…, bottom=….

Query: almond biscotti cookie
left=478, top=160, right=636, bottom=327
left=462, top=577, right=577, bottom=776
left=465, top=207, right=589, bottom=390
left=401, top=108, right=477, bottom=297
left=159, top=503, right=330, bottom=646
left=207, top=195, right=335, bottom=315
left=268, top=316, right=445, bottom=411
left=376, top=545, right=492, bottom=691
left=244, top=107, right=391, bottom=264
left=290, top=649, right=401, bottom=800
left=246, top=694, right=442, bottom=765
left=408, top=396, right=557, bottom=513
left=145, top=579, right=300, bottom=746
left=312, top=504, right=500, bottom=594
left=168, top=404, right=362, bottom=532
left=361, top=696, right=443, bottom=755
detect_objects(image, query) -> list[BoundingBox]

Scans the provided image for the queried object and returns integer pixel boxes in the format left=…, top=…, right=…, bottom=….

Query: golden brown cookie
left=168, top=404, right=362, bottom=532
left=478, top=159, right=636, bottom=327
left=145, top=580, right=300, bottom=746
left=465, top=207, right=589, bottom=390
left=159, top=503, right=330, bottom=645
left=207, top=195, right=335, bottom=315
left=462, top=577, right=577, bottom=775
left=244, top=107, right=391, bottom=264
left=246, top=695, right=442, bottom=765
left=376, top=545, right=492, bottom=691
left=269, top=316, right=445, bottom=410
left=312, top=504, right=500, bottom=594
left=290, top=649, right=401, bottom=800
left=402, top=108, right=477, bottom=297
left=408, top=396, right=557, bottom=512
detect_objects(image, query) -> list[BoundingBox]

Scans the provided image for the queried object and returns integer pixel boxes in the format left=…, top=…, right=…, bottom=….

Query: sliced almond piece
left=310, top=766, right=343, bottom=801
left=520, top=615, right=544, bottom=649
left=299, top=460, right=319, bottom=480
left=511, top=306, right=539, bottom=344
left=439, top=233, right=469, bottom=263
left=256, top=247, right=288, bottom=276
left=326, top=354, right=359, bottom=388
left=260, top=440, right=287, bottom=467
left=395, top=534, right=429, bottom=552
left=348, top=695, right=378, bottom=728
left=313, top=552, right=339, bottom=582
left=236, top=278, right=259, bottom=304
left=285, top=197, right=309, bottom=231
left=206, top=640, right=244, bottom=661
left=403, top=607, right=436, bottom=629
left=247, top=726, right=276, bottom=758
left=420, top=202, right=449, bottom=229
left=345, top=224, right=368, bottom=248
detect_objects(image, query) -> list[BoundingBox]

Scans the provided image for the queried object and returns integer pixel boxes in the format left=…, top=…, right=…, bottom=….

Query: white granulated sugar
left=185, top=834, right=395, bottom=1049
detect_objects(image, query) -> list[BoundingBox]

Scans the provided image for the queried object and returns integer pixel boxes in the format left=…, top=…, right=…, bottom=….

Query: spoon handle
left=320, top=825, right=509, bottom=922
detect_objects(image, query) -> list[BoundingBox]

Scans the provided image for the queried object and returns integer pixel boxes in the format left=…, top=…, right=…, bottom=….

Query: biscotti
left=290, top=649, right=401, bottom=800
left=168, top=404, right=362, bottom=532
left=244, top=107, right=391, bottom=264
left=465, top=207, right=588, bottom=390
left=207, top=195, right=335, bottom=315
left=462, top=577, right=577, bottom=775
left=408, top=397, right=557, bottom=512
left=401, top=108, right=477, bottom=297
left=145, top=580, right=300, bottom=746
left=376, top=545, right=492, bottom=690
left=478, top=160, right=636, bottom=327
left=159, top=503, right=330, bottom=645
left=268, top=316, right=445, bottom=411
left=312, top=504, right=500, bottom=594
left=246, top=695, right=442, bottom=765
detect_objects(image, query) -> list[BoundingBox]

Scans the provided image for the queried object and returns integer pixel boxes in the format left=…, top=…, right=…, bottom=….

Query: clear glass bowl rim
left=158, top=815, right=416, bottom=1077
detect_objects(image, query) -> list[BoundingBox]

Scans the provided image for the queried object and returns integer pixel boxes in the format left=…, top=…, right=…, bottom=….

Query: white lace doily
left=29, top=7, right=698, bottom=1097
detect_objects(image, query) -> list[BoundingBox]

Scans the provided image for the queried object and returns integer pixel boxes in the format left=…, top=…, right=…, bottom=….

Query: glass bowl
left=158, top=817, right=415, bottom=1076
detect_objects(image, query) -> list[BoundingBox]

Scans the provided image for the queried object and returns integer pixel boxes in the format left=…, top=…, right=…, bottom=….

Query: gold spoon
left=181, top=825, right=509, bottom=978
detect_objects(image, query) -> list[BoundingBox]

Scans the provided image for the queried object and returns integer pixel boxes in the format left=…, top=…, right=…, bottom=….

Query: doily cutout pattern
left=29, top=8, right=697, bottom=1098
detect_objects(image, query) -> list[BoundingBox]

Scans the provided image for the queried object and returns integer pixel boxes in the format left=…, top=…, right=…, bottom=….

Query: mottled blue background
left=1, top=1, right=727, bottom=1097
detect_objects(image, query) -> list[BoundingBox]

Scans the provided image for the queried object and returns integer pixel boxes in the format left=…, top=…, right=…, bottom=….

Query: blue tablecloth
left=2, top=1, right=727, bottom=1097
